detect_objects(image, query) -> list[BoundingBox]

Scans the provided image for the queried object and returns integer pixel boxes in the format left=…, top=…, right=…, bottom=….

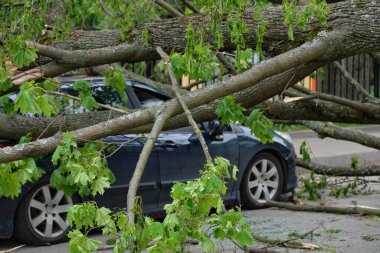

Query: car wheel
left=14, top=184, right=76, bottom=244
left=241, top=152, right=284, bottom=209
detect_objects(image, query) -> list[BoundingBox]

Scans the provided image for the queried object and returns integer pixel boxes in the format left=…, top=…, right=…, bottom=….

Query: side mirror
left=208, top=120, right=224, bottom=141
left=188, top=133, right=199, bottom=142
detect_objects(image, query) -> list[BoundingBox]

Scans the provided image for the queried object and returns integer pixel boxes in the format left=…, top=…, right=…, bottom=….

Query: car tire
left=241, top=152, right=284, bottom=209
left=14, top=184, right=76, bottom=244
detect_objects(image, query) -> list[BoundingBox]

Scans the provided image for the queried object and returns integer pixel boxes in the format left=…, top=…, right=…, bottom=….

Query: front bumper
left=285, top=147, right=297, bottom=192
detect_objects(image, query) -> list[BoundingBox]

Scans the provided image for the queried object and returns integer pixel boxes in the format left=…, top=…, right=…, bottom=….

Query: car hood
left=236, top=124, right=294, bottom=150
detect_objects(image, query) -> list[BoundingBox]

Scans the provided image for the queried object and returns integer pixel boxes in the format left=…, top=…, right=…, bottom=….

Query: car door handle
left=161, top=141, right=177, bottom=151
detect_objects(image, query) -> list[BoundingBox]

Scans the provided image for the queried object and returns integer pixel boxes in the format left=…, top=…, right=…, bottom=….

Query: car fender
left=232, top=141, right=291, bottom=195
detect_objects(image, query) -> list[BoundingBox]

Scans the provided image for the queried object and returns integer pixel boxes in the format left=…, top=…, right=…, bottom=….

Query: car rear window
left=64, top=86, right=132, bottom=114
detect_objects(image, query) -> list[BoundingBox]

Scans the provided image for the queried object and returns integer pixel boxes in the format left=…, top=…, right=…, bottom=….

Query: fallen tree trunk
left=267, top=200, right=380, bottom=216
left=7, top=0, right=380, bottom=91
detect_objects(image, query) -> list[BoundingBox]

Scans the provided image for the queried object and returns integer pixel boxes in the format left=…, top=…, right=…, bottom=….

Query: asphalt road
left=1, top=126, right=380, bottom=253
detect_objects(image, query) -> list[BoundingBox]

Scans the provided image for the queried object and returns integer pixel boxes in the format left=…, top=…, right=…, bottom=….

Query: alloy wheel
left=247, top=159, right=279, bottom=203
left=27, top=185, right=73, bottom=238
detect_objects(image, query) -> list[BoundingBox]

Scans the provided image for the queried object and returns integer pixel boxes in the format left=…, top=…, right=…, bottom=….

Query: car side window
left=202, top=121, right=233, bottom=133
left=132, top=87, right=166, bottom=108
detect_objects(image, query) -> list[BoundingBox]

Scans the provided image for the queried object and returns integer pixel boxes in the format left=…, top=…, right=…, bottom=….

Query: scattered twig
left=37, top=104, right=75, bottom=139
left=126, top=104, right=176, bottom=223
left=1, top=244, right=25, bottom=253
left=251, top=233, right=320, bottom=250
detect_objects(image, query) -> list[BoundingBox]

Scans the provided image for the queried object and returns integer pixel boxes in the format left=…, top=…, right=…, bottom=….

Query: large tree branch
left=8, top=55, right=380, bottom=141
left=293, top=84, right=380, bottom=117
left=126, top=104, right=176, bottom=223
left=0, top=60, right=321, bottom=141
left=296, top=158, right=380, bottom=176
left=0, top=31, right=333, bottom=163
left=279, top=120, right=380, bottom=150
left=259, top=99, right=380, bottom=124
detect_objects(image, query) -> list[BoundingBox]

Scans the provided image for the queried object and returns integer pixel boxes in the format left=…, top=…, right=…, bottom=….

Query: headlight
left=274, top=130, right=293, bottom=144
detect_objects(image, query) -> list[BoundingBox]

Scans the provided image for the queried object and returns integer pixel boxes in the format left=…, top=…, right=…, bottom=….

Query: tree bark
left=296, top=158, right=380, bottom=176
left=282, top=121, right=380, bottom=150
left=34, top=0, right=380, bottom=61
left=293, top=85, right=380, bottom=118
left=8, top=0, right=380, bottom=91
left=6, top=57, right=380, bottom=141
left=0, top=32, right=332, bottom=162
left=126, top=104, right=176, bottom=223
left=259, top=99, right=380, bottom=124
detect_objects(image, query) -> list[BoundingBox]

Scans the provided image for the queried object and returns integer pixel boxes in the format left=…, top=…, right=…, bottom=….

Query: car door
left=157, top=124, right=239, bottom=207
left=90, top=134, right=161, bottom=212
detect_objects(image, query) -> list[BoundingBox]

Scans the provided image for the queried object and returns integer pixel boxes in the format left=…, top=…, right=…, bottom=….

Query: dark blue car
left=0, top=78, right=297, bottom=244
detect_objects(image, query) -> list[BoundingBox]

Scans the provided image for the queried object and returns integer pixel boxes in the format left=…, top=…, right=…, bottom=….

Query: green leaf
left=300, top=140, right=311, bottom=162
left=38, top=94, right=58, bottom=116
left=0, top=95, right=14, bottom=114
left=72, top=80, right=91, bottom=91
left=0, top=69, right=10, bottom=84
left=232, top=166, right=238, bottom=181
left=95, top=207, right=112, bottom=226
left=199, top=236, right=216, bottom=252
left=11, top=46, right=38, bottom=67
left=0, top=173, right=21, bottom=198
left=74, top=171, right=90, bottom=185
left=245, top=109, right=275, bottom=144
left=236, top=48, right=253, bottom=70
left=14, top=83, right=42, bottom=115
left=0, top=80, right=12, bottom=92
left=148, top=222, right=164, bottom=241
left=104, top=67, right=128, bottom=102
left=91, top=177, right=110, bottom=195
left=216, top=96, right=246, bottom=125
left=80, top=94, right=99, bottom=111
left=235, top=230, right=254, bottom=247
